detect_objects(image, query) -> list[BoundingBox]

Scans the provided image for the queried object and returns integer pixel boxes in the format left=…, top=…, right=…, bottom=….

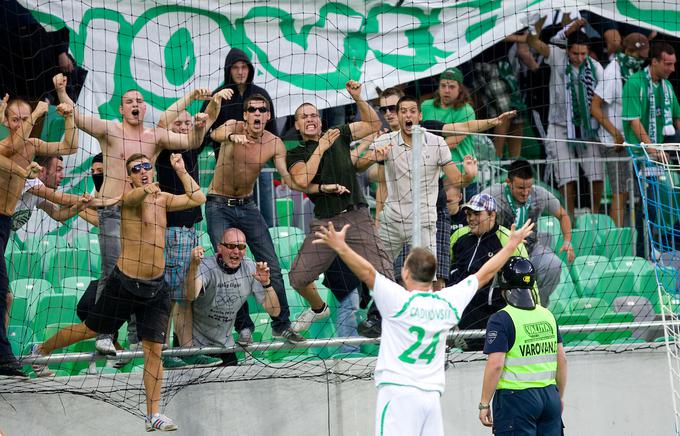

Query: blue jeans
left=335, top=289, right=360, bottom=354
left=254, top=172, right=274, bottom=228
left=205, top=196, right=290, bottom=332
left=0, top=215, right=16, bottom=363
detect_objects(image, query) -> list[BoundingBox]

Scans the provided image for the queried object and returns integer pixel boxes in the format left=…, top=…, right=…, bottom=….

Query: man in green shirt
left=622, top=42, right=680, bottom=156
left=286, top=81, right=395, bottom=334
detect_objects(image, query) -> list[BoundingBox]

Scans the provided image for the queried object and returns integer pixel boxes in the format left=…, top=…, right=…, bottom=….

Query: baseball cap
left=440, top=67, right=463, bottom=83
left=461, top=193, right=497, bottom=213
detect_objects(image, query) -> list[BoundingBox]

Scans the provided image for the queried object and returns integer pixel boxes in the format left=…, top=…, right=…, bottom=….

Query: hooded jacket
left=201, top=48, right=277, bottom=153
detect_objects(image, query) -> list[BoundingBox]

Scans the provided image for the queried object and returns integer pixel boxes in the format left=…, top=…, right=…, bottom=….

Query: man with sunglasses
left=286, top=80, right=394, bottom=334
left=32, top=152, right=206, bottom=431
left=207, top=94, right=303, bottom=343
left=53, top=73, right=228, bottom=355
left=185, top=228, right=280, bottom=359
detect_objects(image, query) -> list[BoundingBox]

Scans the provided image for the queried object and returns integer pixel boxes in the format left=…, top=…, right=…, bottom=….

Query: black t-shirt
left=286, top=124, right=366, bottom=219
left=156, top=148, right=202, bottom=227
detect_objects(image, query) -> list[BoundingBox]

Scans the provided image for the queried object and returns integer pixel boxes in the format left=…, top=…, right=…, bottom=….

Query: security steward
left=478, top=257, right=567, bottom=435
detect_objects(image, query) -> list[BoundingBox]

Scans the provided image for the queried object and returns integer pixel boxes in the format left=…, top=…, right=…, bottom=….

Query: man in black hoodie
left=201, top=48, right=281, bottom=343
left=201, top=47, right=277, bottom=222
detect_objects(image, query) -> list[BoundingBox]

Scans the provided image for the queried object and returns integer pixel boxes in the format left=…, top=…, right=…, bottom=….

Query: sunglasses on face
left=129, top=162, right=153, bottom=174
left=246, top=106, right=269, bottom=113
left=220, top=242, right=247, bottom=250
left=379, top=105, right=397, bottom=114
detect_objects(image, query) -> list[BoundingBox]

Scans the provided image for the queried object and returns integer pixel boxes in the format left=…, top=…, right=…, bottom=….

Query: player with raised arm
left=313, top=219, right=534, bottom=436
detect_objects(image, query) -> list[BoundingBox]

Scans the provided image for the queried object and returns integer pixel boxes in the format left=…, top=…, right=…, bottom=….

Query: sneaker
left=113, top=342, right=140, bottom=369
left=0, top=359, right=27, bottom=378
left=357, top=315, right=382, bottom=338
left=145, top=413, right=178, bottom=432
left=162, top=356, right=188, bottom=370
left=272, top=327, right=306, bottom=344
left=291, top=304, right=331, bottom=333
left=29, top=344, right=54, bottom=377
left=181, top=354, right=222, bottom=368
left=95, top=336, right=117, bottom=356
left=237, top=329, right=253, bottom=346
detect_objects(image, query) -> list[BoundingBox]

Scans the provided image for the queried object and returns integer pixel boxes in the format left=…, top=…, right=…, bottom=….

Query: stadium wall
left=1, top=349, right=673, bottom=435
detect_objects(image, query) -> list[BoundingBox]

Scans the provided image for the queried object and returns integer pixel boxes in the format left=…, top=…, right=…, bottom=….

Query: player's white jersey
left=372, top=273, right=479, bottom=393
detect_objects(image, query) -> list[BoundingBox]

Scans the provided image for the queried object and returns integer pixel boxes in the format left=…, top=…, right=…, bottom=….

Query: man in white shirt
left=312, top=219, right=534, bottom=436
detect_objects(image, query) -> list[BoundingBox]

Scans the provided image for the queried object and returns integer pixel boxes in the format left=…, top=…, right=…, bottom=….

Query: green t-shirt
left=421, top=99, right=476, bottom=172
left=286, top=124, right=367, bottom=219
left=622, top=70, right=680, bottom=153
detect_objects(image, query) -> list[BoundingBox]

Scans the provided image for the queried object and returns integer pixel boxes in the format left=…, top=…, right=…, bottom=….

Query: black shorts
left=84, top=267, right=171, bottom=344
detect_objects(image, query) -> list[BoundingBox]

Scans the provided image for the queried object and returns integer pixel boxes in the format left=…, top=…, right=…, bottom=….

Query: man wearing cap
left=479, top=257, right=567, bottom=435
left=591, top=33, right=649, bottom=227
left=481, top=159, right=572, bottom=308
left=449, top=193, right=531, bottom=351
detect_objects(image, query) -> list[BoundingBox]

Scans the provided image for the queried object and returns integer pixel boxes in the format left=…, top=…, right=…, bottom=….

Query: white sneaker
left=291, top=304, right=331, bottom=333
left=113, top=342, right=140, bottom=369
left=29, top=344, right=54, bottom=377
left=145, top=413, right=178, bottom=432
left=237, top=329, right=253, bottom=346
left=95, top=336, right=117, bottom=356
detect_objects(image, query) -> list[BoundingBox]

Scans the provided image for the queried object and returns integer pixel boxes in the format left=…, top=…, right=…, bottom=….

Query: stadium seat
left=602, top=257, right=657, bottom=307
left=575, top=213, right=616, bottom=232
left=570, top=229, right=600, bottom=257
left=276, top=198, right=294, bottom=227
left=587, top=311, right=634, bottom=344
left=44, top=248, right=83, bottom=287
left=547, top=267, right=579, bottom=315
left=23, top=234, right=68, bottom=253
left=612, top=296, right=657, bottom=341
left=7, top=325, right=34, bottom=356
left=537, top=216, right=563, bottom=255
left=269, top=226, right=306, bottom=270
left=31, top=293, right=80, bottom=341
left=59, top=276, right=94, bottom=296
left=600, top=227, right=636, bottom=259
left=9, top=279, right=53, bottom=327
left=199, top=231, right=215, bottom=256
left=570, top=255, right=609, bottom=297
left=6, top=249, right=43, bottom=281
left=72, top=232, right=101, bottom=255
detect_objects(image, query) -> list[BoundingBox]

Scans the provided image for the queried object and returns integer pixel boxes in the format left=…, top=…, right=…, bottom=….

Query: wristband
left=228, top=133, right=235, bottom=142
left=478, top=403, right=490, bottom=410
left=262, top=282, right=272, bottom=288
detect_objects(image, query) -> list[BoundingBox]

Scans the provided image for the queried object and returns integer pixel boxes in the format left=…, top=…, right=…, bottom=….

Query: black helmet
left=498, top=257, right=536, bottom=309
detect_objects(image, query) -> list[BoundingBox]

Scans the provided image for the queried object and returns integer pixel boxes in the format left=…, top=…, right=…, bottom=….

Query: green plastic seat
left=23, top=234, right=68, bottom=254
left=9, top=279, right=53, bottom=327
left=59, top=276, right=94, bottom=296
left=575, top=213, right=616, bottom=232
left=6, top=249, right=43, bottom=281
left=276, top=198, right=294, bottom=227
left=7, top=325, right=34, bottom=356
left=72, top=232, right=101, bottom=255
left=31, top=293, right=80, bottom=341
left=600, top=227, right=636, bottom=259
left=587, top=311, right=634, bottom=344
left=44, top=248, right=86, bottom=287
left=269, top=226, right=306, bottom=270
left=199, top=231, right=215, bottom=256
left=570, top=229, right=600, bottom=258
left=537, top=216, right=563, bottom=254
left=570, top=255, right=609, bottom=297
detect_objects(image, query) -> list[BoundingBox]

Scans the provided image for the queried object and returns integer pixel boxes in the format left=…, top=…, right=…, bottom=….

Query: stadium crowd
left=0, top=5, right=679, bottom=432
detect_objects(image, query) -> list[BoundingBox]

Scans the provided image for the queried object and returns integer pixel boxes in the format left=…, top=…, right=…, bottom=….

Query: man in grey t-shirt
left=186, top=228, right=280, bottom=350
left=481, top=160, right=575, bottom=306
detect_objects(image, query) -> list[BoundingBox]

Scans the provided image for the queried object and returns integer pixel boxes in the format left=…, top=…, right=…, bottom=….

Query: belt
left=207, top=194, right=253, bottom=207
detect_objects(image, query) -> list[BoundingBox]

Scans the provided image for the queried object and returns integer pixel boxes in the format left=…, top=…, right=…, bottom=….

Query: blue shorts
left=164, top=226, right=197, bottom=301
left=492, top=385, right=564, bottom=436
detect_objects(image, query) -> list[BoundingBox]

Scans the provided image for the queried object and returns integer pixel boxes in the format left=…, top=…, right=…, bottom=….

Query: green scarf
left=643, top=66, right=676, bottom=143
left=614, top=52, right=644, bottom=83
left=505, top=184, right=531, bottom=228
left=565, top=57, right=598, bottom=140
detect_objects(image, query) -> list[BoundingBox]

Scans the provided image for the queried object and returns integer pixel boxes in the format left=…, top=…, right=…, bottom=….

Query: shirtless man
left=0, top=97, right=78, bottom=376
left=53, top=73, right=227, bottom=354
left=206, top=94, right=303, bottom=343
left=31, top=153, right=205, bottom=431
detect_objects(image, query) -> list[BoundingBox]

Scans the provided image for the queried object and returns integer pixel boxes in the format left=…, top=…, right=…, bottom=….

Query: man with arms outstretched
left=313, top=219, right=534, bottom=436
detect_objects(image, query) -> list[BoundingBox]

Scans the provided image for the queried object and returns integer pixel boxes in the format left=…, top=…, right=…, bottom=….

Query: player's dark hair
left=651, top=42, right=675, bottom=61
left=567, top=32, right=590, bottom=49
left=244, top=94, right=270, bottom=111
left=34, top=155, right=63, bottom=169
left=92, top=153, right=103, bottom=165
left=396, top=95, right=420, bottom=112
left=381, top=87, right=405, bottom=100
left=404, top=247, right=436, bottom=283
